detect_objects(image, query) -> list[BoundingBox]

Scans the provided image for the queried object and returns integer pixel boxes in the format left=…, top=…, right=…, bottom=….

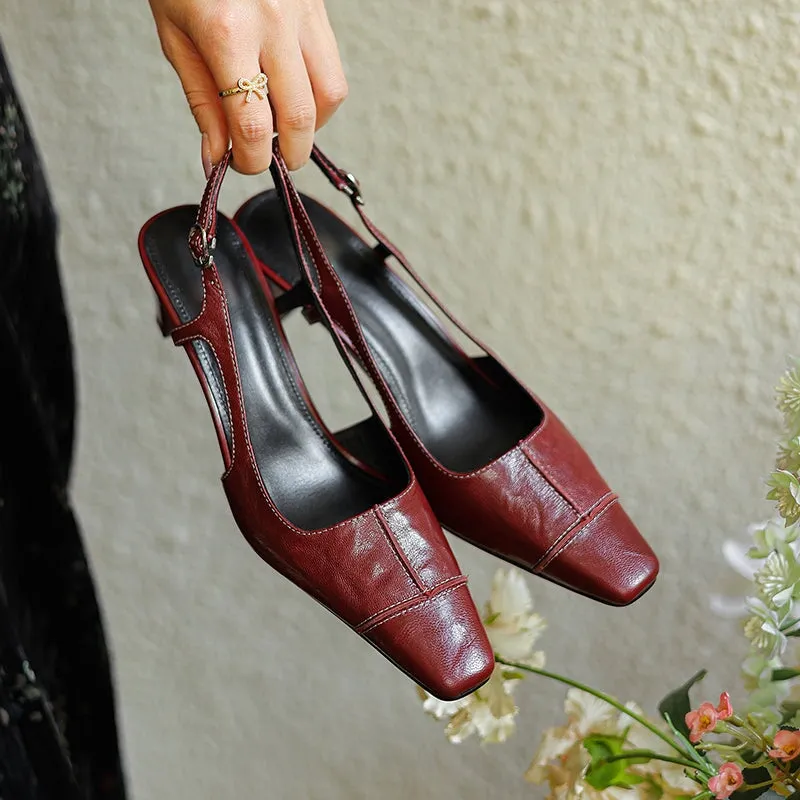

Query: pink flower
left=769, top=729, right=800, bottom=761
left=685, top=702, right=719, bottom=743
left=716, top=692, right=733, bottom=720
left=708, top=763, right=743, bottom=800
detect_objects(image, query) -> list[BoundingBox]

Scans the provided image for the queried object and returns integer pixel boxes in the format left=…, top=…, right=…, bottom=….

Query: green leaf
left=657, top=670, right=708, bottom=739
left=583, top=734, right=646, bottom=790
left=772, top=668, right=800, bottom=681
left=731, top=766, right=772, bottom=800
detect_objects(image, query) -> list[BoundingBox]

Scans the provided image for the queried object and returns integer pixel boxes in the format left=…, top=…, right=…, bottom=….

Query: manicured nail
left=201, top=133, right=213, bottom=179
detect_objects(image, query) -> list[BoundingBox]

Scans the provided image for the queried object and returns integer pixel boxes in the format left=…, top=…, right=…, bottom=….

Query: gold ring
left=218, top=73, right=268, bottom=103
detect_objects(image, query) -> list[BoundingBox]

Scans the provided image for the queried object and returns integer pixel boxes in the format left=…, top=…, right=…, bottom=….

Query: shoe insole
left=236, top=193, right=543, bottom=473
left=141, top=207, right=404, bottom=529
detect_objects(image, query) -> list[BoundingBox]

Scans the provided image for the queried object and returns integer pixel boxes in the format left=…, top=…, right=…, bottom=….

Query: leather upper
left=137, top=150, right=496, bottom=700
left=244, top=143, right=660, bottom=607
left=392, top=394, right=657, bottom=605
left=168, top=257, right=493, bottom=699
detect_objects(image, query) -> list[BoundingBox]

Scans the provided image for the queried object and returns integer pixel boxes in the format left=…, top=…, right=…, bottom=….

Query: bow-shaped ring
left=219, top=72, right=269, bottom=102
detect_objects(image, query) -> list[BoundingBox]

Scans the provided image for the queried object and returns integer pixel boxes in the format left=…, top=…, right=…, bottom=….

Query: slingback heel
left=138, top=150, right=494, bottom=699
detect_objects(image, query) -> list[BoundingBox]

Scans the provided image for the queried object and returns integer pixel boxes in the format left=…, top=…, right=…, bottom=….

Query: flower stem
left=742, top=778, right=779, bottom=791
left=600, top=751, right=709, bottom=773
left=743, top=726, right=800, bottom=792
left=496, top=658, right=705, bottom=767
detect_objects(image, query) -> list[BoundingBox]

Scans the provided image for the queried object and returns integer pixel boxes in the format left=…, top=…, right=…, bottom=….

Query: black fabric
left=0, top=40, right=127, bottom=799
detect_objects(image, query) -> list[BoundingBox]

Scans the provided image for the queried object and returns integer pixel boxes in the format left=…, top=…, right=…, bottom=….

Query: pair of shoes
left=138, top=139, right=658, bottom=700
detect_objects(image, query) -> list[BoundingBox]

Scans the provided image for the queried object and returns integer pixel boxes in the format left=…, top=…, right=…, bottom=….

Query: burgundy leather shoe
left=138, top=150, right=494, bottom=700
left=235, top=144, right=659, bottom=607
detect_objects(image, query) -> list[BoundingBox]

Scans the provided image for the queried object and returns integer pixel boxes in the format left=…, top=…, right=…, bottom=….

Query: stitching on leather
left=359, top=582, right=467, bottom=634
left=292, top=201, right=452, bottom=481
left=294, top=196, right=476, bottom=480
left=145, top=236, right=232, bottom=449
left=346, top=201, right=561, bottom=483
left=353, top=574, right=465, bottom=630
left=524, top=407, right=551, bottom=444
left=280, top=163, right=547, bottom=487
left=374, top=506, right=425, bottom=592
left=538, top=496, right=620, bottom=571
left=532, top=491, right=615, bottom=568
left=171, top=235, right=418, bottom=537
left=224, top=261, right=418, bottom=537
left=286, top=179, right=392, bottom=409
left=353, top=589, right=421, bottom=630
left=520, top=443, right=579, bottom=514
left=226, top=232, right=340, bottom=460
left=369, top=511, right=419, bottom=596
left=211, top=261, right=333, bottom=527
left=213, top=168, right=409, bottom=535
left=173, top=277, right=237, bottom=474
left=282, top=173, right=426, bottom=498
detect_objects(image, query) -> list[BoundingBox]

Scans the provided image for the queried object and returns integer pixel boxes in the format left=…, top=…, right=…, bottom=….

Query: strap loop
left=188, top=149, right=233, bottom=267
left=307, top=144, right=494, bottom=366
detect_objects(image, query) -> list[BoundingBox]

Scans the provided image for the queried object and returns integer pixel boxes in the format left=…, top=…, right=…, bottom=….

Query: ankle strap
left=308, top=144, right=487, bottom=359
left=188, top=149, right=233, bottom=267
left=182, top=141, right=409, bottom=464
left=268, top=139, right=411, bottom=436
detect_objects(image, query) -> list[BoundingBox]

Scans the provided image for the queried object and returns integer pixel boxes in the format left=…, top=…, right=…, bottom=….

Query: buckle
left=341, top=172, right=364, bottom=206
left=189, top=223, right=216, bottom=268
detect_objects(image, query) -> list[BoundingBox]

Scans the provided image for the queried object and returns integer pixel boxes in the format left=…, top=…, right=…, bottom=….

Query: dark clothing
left=0, top=41, right=127, bottom=799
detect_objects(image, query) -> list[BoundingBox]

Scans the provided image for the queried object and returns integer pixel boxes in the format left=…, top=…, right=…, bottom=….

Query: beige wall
left=4, top=0, right=796, bottom=797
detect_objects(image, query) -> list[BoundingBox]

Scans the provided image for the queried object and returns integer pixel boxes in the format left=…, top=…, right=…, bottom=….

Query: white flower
left=749, top=518, right=800, bottom=559
left=528, top=693, right=701, bottom=800
left=777, top=360, right=800, bottom=435
left=483, top=568, right=547, bottom=663
left=525, top=729, right=584, bottom=795
left=564, top=689, right=619, bottom=738
left=527, top=731, right=662, bottom=800
left=741, top=653, right=781, bottom=690
left=743, top=597, right=800, bottom=658
left=709, top=521, right=791, bottom=619
left=418, top=691, right=469, bottom=722
left=419, top=663, right=520, bottom=744
left=754, top=550, right=800, bottom=606
left=712, top=519, right=800, bottom=618
left=526, top=690, right=631, bottom=797
left=767, top=470, right=800, bottom=525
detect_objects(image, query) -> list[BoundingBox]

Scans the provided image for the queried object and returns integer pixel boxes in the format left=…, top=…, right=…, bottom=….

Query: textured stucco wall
left=4, top=0, right=799, bottom=797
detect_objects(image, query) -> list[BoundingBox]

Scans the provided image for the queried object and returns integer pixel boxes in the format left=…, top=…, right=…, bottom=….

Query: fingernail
left=201, top=133, right=213, bottom=179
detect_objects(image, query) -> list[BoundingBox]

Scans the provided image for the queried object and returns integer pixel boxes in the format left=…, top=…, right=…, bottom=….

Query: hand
left=148, top=0, right=348, bottom=175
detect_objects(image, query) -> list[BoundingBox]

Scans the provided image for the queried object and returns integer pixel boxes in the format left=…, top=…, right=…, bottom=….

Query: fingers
left=156, top=20, right=229, bottom=172
left=299, top=6, right=348, bottom=131
left=261, top=43, right=316, bottom=170
left=201, top=37, right=275, bottom=175
left=153, top=0, right=347, bottom=175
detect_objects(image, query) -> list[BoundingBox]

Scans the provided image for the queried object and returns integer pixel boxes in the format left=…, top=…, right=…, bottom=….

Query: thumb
left=158, top=22, right=229, bottom=177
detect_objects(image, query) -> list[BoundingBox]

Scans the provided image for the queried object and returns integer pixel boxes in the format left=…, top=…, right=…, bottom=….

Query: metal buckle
left=341, top=172, right=364, bottom=206
left=189, top=223, right=216, bottom=268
